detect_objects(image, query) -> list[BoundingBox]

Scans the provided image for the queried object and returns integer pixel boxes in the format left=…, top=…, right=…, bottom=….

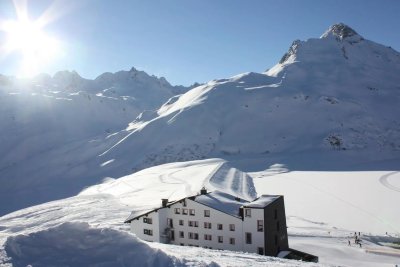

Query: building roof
left=243, top=195, right=280, bottom=208
left=192, top=191, right=249, bottom=218
left=124, top=191, right=283, bottom=223
left=124, top=197, right=185, bottom=223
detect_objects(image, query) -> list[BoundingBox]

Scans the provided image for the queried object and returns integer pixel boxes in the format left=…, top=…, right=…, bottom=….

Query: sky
left=0, top=0, right=399, bottom=86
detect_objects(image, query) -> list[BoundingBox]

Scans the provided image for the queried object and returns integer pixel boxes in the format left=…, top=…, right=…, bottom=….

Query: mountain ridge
left=99, top=23, right=400, bottom=172
left=0, top=23, right=399, bottom=216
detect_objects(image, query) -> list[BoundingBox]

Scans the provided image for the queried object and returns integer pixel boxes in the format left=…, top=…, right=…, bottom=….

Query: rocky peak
left=321, top=23, right=363, bottom=42
left=279, top=39, right=301, bottom=64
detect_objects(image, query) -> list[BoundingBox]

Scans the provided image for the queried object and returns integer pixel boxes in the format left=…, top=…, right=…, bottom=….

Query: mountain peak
left=321, top=23, right=363, bottom=41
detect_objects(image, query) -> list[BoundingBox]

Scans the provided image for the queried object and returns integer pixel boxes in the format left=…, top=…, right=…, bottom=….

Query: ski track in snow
left=160, top=169, right=192, bottom=198
left=281, top=175, right=400, bottom=233
left=379, top=171, right=400, bottom=193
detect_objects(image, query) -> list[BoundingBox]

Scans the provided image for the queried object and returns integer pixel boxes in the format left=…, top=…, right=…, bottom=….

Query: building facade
left=125, top=189, right=289, bottom=256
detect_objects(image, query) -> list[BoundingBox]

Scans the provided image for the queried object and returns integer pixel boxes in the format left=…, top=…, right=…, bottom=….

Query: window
left=274, top=209, right=278, bottom=219
left=179, top=231, right=184, bottom=238
left=245, top=209, right=251, bottom=217
left=175, top=208, right=180, bottom=214
left=189, top=232, right=199, bottom=240
left=167, top=218, right=173, bottom=228
left=277, top=221, right=280, bottom=231
left=258, top=247, right=264, bottom=255
left=245, top=232, right=252, bottom=244
left=229, top=224, right=235, bottom=231
left=204, top=210, right=210, bottom=217
left=189, top=209, right=195, bottom=216
left=179, top=220, right=184, bottom=226
left=171, top=230, right=175, bottom=241
left=182, top=209, right=188, bottom=215
left=229, top=238, right=235, bottom=245
left=204, top=222, right=212, bottom=229
left=188, top=220, right=198, bottom=227
left=218, top=236, right=223, bottom=243
left=143, top=217, right=152, bottom=224
left=217, top=224, right=223, bottom=230
left=204, top=234, right=212, bottom=241
left=183, top=200, right=187, bottom=207
left=144, top=229, right=153, bottom=236
left=257, top=220, right=264, bottom=232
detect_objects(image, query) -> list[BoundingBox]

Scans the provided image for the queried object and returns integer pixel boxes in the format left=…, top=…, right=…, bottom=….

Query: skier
left=348, top=240, right=351, bottom=246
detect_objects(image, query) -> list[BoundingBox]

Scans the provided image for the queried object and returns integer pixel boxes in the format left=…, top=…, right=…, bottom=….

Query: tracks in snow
left=379, top=171, right=400, bottom=193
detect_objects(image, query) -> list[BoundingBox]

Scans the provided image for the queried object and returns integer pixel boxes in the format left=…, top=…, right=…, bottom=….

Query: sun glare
left=0, top=2, right=62, bottom=78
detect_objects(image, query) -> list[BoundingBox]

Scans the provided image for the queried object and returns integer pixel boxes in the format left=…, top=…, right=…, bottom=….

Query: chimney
left=161, top=199, right=168, bottom=207
left=239, top=207, right=244, bottom=218
left=200, top=187, right=207, bottom=195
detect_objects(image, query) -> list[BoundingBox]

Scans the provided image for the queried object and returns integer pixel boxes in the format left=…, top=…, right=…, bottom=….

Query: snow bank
left=81, top=159, right=256, bottom=212
left=2, top=222, right=213, bottom=267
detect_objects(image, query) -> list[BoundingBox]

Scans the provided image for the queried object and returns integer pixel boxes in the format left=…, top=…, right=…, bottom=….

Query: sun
left=0, top=3, right=62, bottom=78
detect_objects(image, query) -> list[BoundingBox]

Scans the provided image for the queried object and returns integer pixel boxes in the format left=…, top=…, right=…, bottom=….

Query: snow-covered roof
left=193, top=191, right=249, bottom=218
left=124, top=198, right=185, bottom=223
left=125, top=192, right=282, bottom=223
left=244, top=195, right=280, bottom=208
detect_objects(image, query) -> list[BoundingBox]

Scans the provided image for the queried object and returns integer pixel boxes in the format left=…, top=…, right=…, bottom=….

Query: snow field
left=1, top=159, right=399, bottom=266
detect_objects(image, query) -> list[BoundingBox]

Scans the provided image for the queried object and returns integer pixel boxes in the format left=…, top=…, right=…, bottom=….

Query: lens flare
left=0, top=0, right=63, bottom=77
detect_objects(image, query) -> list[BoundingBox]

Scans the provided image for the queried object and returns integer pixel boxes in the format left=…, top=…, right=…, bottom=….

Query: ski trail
left=379, top=171, right=400, bottom=193
left=286, top=176, right=400, bottom=233
left=164, top=169, right=192, bottom=199
left=204, top=162, right=225, bottom=189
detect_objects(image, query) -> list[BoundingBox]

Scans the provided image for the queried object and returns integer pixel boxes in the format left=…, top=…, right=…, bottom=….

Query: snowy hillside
left=0, top=68, right=190, bottom=215
left=98, top=23, right=400, bottom=172
left=2, top=22, right=400, bottom=217
left=1, top=159, right=399, bottom=266
left=0, top=160, right=310, bottom=267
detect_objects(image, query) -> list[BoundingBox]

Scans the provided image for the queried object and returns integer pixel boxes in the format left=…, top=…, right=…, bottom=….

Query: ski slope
left=1, top=159, right=399, bottom=266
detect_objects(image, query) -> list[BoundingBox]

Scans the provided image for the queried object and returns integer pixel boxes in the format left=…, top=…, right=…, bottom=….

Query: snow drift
left=3, top=222, right=206, bottom=267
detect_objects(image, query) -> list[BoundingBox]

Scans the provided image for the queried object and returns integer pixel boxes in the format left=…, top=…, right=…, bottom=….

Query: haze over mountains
left=0, top=23, right=399, bottom=216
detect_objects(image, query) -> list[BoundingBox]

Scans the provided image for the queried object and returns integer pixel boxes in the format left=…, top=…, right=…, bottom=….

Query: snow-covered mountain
left=98, top=23, right=400, bottom=172
left=1, top=23, right=400, bottom=216
left=0, top=68, right=191, bottom=215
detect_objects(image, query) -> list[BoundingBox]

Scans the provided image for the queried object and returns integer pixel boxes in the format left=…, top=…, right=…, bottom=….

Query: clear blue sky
left=0, top=0, right=399, bottom=85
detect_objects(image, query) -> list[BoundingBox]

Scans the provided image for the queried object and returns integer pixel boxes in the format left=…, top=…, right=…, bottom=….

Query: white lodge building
left=125, top=188, right=289, bottom=256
